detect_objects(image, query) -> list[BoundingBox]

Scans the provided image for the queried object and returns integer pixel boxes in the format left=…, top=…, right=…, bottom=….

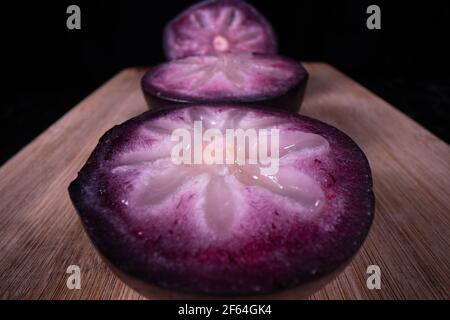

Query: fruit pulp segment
left=110, top=107, right=330, bottom=235
left=145, top=53, right=300, bottom=101
left=164, top=0, right=277, bottom=59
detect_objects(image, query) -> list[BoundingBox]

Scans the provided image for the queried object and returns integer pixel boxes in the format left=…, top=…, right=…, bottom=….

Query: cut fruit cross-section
left=69, top=105, right=374, bottom=297
left=164, top=0, right=277, bottom=59
left=142, top=53, right=308, bottom=111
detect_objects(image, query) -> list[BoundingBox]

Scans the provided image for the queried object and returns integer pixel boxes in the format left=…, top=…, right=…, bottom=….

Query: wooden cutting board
left=0, top=63, right=449, bottom=300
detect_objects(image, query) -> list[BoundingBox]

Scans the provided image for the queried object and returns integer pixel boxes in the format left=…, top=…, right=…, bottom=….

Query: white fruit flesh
left=110, top=107, right=330, bottom=237
left=147, top=53, right=299, bottom=100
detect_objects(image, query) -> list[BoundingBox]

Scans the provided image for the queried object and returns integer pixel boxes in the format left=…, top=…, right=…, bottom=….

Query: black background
left=0, top=300, right=441, bottom=318
left=1, top=0, right=449, bottom=164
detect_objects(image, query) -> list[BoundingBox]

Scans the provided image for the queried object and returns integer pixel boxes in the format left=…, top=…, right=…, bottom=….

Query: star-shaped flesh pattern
left=164, top=0, right=277, bottom=60
left=111, top=107, right=328, bottom=233
left=69, top=105, right=374, bottom=296
left=142, top=53, right=307, bottom=105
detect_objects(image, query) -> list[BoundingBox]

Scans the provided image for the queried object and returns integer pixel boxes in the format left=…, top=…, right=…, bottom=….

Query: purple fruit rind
left=163, top=0, right=277, bottom=60
left=69, top=105, right=374, bottom=296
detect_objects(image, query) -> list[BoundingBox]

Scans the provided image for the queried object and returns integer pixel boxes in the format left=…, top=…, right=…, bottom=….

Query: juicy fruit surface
left=164, top=0, right=277, bottom=59
left=143, top=53, right=304, bottom=102
left=69, top=105, right=374, bottom=296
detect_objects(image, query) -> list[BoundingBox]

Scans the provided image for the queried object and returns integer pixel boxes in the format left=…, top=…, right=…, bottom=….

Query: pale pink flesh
left=204, top=175, right=236, bottom=235
left=146, top=53, right=299, bottom=100
left=108, top=108, right=330, bottom=235
left=165, top=2, right=276, bottom=59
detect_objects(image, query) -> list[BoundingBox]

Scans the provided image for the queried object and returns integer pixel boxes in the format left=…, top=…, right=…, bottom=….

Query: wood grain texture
left=0, top=63, right=449, bottom=300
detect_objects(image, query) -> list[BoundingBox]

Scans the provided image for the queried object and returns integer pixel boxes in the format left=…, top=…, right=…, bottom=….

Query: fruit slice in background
left=69, top=105, right=374, bottom=297
left=142, top=53, right=308, bottom=111
left=164, top=0, right=277, bottom=59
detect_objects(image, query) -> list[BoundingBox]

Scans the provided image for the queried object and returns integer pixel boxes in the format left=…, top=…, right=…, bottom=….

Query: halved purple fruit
left=142, top=53, right=308, bottom=111
left=164, top=0, right=277, bottom=60
left=69, top=104, right=374, bottom=298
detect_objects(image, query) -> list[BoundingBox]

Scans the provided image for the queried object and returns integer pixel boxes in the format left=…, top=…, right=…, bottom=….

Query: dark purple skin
left=163, top=0, right=278, bottom=60
left=68, top=105, right=374, bottom=297
left=143, top=83, right=306, bottom=113
left=141, top=53, right=308, bottom=112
